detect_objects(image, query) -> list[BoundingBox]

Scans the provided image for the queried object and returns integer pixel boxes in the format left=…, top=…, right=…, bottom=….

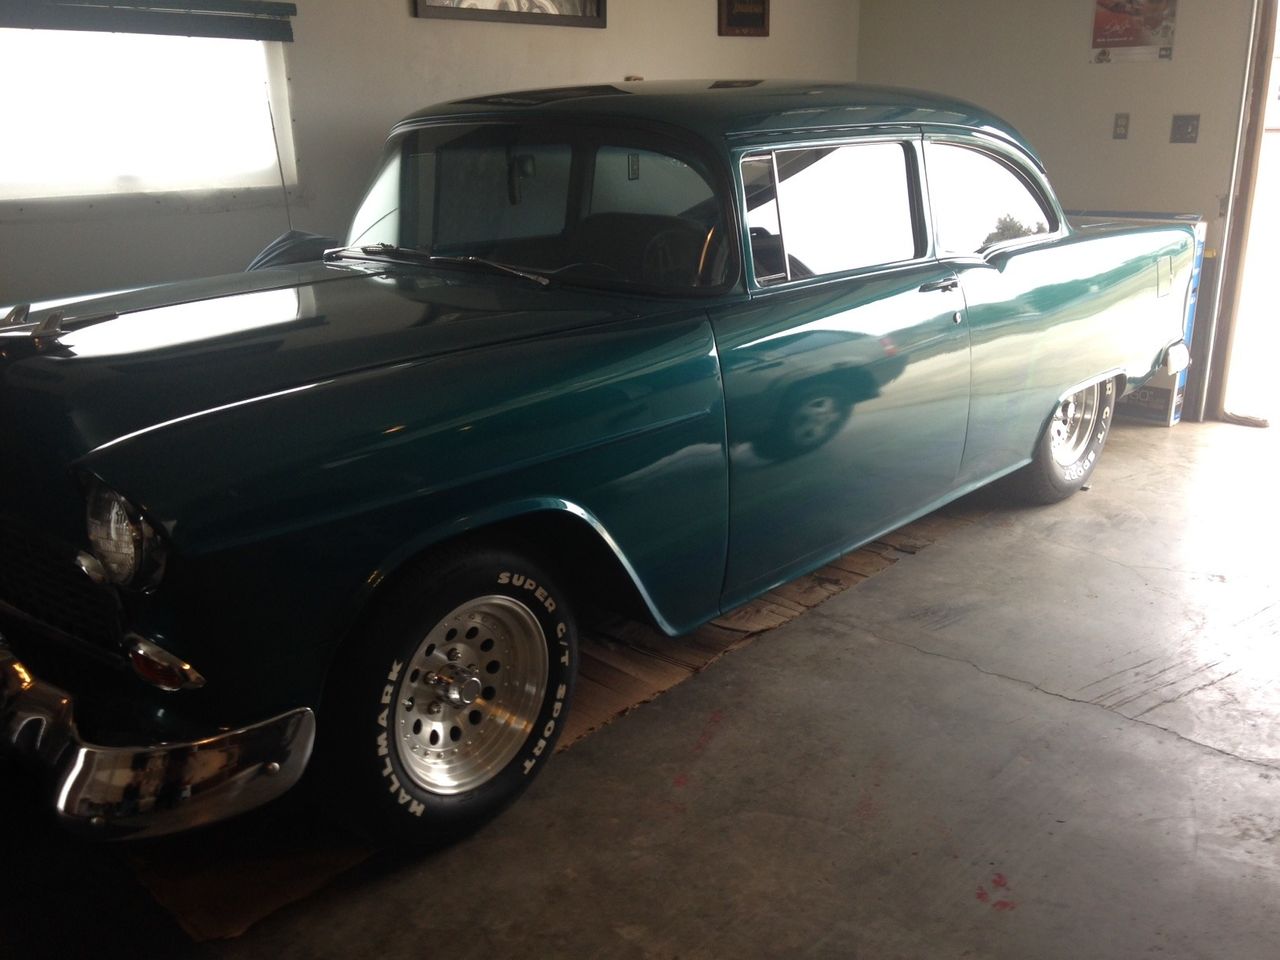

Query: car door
left=712, top=135, right=972, bottom=608
left=920, top=135, right=1095, bottom=486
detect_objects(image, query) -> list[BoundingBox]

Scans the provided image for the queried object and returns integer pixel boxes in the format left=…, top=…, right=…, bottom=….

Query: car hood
left=0, top=260, right=654, bottom=486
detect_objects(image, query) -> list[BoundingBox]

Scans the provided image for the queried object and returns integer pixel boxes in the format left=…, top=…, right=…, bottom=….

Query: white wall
left=0, top=0, right=861, bottom=304
left=858, top=0, right=1254, bottom=246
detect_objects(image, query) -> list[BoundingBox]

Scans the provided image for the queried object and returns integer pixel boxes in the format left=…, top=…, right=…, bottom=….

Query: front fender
left=79, top=311, right=729, bottom=722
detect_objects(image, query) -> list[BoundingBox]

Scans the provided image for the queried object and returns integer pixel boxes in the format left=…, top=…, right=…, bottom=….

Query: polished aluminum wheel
left=1049, top=382, right=1102, bottom=467
left=394, top=595, right=548, bottom=795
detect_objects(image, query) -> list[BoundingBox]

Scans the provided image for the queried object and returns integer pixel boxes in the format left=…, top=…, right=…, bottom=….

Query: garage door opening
left=1223, top=12, right=1280, bottom=425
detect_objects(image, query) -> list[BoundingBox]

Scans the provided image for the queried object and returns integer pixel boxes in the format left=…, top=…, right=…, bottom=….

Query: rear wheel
left=1008, top=378, right=1116, bottom=504
left=320, top=546, right=577, bottom=845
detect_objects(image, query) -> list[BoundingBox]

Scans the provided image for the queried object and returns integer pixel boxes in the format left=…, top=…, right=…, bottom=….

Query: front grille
left=0, top=515, right=122, bottom=650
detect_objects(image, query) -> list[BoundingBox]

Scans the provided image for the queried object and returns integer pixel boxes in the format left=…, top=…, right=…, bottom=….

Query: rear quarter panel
left=956, top=224, right=1194, bottom=484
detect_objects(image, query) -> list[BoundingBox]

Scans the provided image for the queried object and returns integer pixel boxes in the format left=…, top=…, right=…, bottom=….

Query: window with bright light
left=0, top=29, right=292, bottom=201
left=775, top=143, right=917, bottom=276
left=926, top=143, right=1052, bottom=255
left=743, top=143, right=919, bottom=284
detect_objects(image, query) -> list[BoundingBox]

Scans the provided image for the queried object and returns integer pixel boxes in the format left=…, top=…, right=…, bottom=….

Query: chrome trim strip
left=1057, top=368, right=1125, bottom=403
left=1, top=637, right=314, bottom=839
left=552, top=499, right=682, bottom=635
left=85, top=380, right=326, bottom=456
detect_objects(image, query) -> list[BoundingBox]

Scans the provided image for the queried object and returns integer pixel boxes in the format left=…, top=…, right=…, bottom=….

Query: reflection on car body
left=724, top=327, right=909, bottom=461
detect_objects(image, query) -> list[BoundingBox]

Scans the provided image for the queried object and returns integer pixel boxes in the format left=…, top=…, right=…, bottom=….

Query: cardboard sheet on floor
left=128, top=505, right=984, bottom=941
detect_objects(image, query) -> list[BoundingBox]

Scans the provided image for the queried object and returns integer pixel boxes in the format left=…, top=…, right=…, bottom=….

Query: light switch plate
left=1171, top=114, right=1200, bottom=143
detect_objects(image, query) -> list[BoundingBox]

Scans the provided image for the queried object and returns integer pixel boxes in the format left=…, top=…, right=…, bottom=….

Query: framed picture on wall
left=718, top=0, right=769, bottom=37
left=414, top=1, right=606, bottom=29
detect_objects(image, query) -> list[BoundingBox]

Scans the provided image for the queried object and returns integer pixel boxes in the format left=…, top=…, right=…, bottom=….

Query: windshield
left=346, top=122, right=735, bottom=293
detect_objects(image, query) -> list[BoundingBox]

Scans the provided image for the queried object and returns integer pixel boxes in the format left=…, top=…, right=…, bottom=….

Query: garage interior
left=2, top=2, right=1279, bottom=958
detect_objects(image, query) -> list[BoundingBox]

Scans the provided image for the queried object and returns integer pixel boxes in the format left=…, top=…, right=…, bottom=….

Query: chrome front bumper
left=0, top=637, right=315, bottom=839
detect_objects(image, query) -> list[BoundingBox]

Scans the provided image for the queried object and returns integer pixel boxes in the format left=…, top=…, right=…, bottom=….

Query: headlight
left=85, top=482, right=165, bottom=587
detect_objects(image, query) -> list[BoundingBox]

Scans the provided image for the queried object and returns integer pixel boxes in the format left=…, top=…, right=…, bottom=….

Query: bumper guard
left=0, top=636, right=315, bottom=839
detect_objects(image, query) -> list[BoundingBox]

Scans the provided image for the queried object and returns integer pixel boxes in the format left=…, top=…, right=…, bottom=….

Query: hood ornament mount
left=2, top=303, right=31, bottom=328
left=1, top=302, right=64, bottom=337
left=32, top=312, right=66, bottom=338
left=1, top=303, right=117, bottom=342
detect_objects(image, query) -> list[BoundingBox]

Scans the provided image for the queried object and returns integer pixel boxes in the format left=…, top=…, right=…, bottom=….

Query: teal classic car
left=0, top=81, right=1194, bottom=842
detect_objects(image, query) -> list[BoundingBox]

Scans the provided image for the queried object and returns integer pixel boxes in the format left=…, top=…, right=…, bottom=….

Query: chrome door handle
left=919, top=278, right=959, bottom=293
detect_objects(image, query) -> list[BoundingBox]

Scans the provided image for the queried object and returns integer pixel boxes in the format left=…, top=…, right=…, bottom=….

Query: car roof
left=396, top=79, right=1044, bottom=169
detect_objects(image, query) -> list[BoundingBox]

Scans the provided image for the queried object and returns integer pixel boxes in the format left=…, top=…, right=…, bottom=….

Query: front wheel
left=1007, top=377, right=1116, bottom=504
left=320, top=546, right=578, bottom=845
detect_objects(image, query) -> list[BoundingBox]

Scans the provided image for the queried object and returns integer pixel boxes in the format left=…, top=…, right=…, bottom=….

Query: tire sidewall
left=1037, top=377, right=1116, bottom=495
left=336, top=549, right=577, bottom=838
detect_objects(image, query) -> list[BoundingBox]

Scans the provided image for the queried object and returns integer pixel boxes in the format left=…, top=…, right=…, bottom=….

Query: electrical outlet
left=1113, top=113, right=1130, bottom=140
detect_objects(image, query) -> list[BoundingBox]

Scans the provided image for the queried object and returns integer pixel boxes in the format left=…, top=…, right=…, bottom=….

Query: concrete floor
left=5, top=418, right=1279, bottom=958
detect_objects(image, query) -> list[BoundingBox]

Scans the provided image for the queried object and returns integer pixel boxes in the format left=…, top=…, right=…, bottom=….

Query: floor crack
left=858, top=625, right=1280, bottom=773
left=1018, top=533, right=1231, bottom=587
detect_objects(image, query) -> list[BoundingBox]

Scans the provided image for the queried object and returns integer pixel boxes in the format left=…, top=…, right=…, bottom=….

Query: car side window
left=926, top=142, right=1053, bottom=255
left=742, top=141, right=918, bottom=285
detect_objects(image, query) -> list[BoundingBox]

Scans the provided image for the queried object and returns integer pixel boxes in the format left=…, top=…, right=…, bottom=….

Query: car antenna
left=266, top=84, right=295, bottom=234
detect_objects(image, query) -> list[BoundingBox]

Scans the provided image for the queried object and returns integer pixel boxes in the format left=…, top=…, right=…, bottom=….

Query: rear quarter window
left=926, top=142, right=1054, bottom=255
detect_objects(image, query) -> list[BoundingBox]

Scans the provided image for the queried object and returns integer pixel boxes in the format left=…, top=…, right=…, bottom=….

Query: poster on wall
left=1090, top=1, right=1177, bottom=63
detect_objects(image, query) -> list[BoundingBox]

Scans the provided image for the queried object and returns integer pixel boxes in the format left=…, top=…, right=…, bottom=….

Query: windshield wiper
left=323, top=245, right=550, bottom=287
left=323, top=242, right=433, bottom=264
left=427, top=255, right=551, bottom=288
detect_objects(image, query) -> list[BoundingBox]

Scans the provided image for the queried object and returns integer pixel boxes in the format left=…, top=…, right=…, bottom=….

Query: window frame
left=736, top=133, right=931, bottom=293
left=921, top=133, right=1066, bottom=261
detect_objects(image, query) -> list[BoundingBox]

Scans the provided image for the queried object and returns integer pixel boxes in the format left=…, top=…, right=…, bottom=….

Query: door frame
left=1191, top=0, right=1279, bottom=421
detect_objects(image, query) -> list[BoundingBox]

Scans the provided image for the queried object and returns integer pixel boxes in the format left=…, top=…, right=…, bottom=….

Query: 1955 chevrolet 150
left=0, top=81, right=1194, bottom=842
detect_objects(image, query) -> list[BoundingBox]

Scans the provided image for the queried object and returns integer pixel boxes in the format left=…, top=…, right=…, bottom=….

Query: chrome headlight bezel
left=84, top=480, right=167, bottom=589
